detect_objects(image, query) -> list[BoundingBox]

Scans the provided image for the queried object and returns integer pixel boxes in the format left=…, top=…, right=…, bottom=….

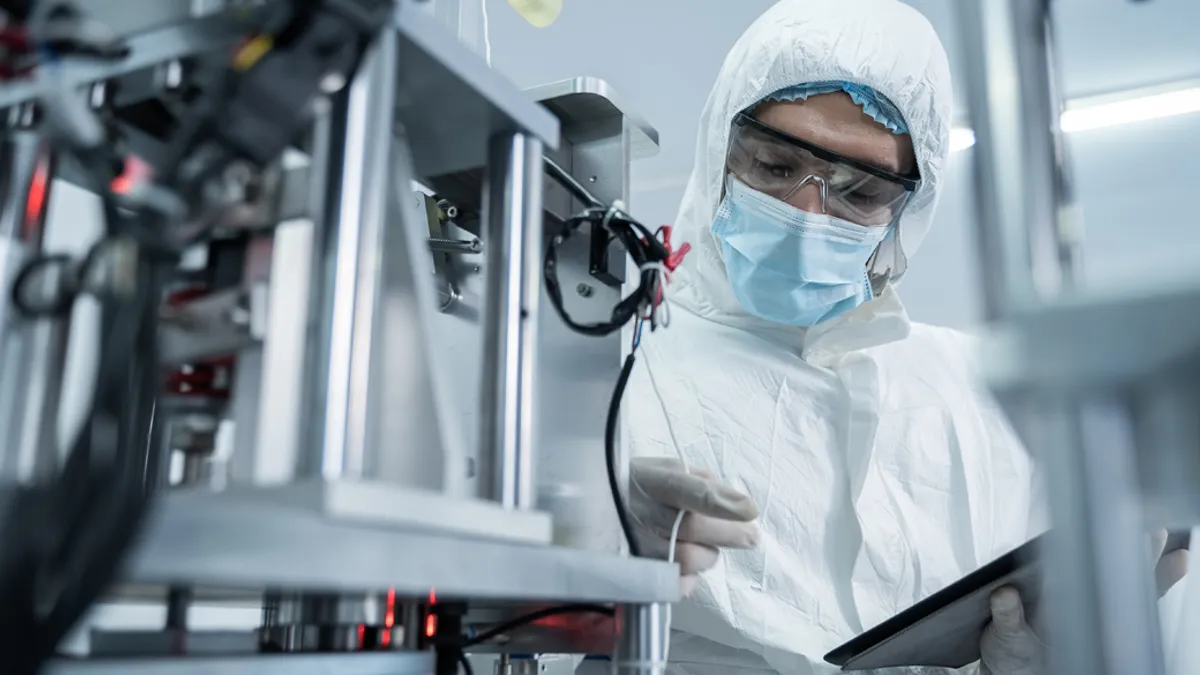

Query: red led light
left=384, top=588, right=395, bottom=628
left=381, top=629, right=391, bottom=647
left=23, top=156, right=49, bottom=239
left=357, top=624, right=365, bottom=647
left=425, top=613, right=437, bottom=638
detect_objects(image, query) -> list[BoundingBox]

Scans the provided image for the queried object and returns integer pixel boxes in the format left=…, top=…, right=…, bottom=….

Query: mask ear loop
left=867, top=212, right=905, bottom=294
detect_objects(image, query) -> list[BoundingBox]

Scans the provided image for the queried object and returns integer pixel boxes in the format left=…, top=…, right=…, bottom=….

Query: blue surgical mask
left=711, top=176, right=890, bottom=327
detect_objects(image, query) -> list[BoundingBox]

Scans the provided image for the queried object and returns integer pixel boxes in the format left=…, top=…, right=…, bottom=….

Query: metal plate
left=204, top=480, right=553, bottom=545
left=982, top=280, right=1200, bottom=392
left=393, top=4, right=559, bottom=178
left=124, top=489, right=680, bottom=604
left=526, top=78, right=660, bottom=161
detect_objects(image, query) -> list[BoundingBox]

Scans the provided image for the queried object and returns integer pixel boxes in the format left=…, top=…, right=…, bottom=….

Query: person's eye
left=752, top=156, right=794, bottom=179
left=846, top=189, right=884, bottom=205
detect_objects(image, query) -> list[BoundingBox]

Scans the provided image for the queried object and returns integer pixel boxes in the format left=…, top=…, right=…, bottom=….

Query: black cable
left=457, top=652, right=474, bottom=675
left=36, top=255, right=161, bottom=652
left=606, top=354, right=642, bottom=557
left=10, top=253, right=74, bottom=316
left=543, top=207, right=669, bottom=338
left=464, top=603, right=615, bottom=647
left=539, top=186, right=677, bottom=560
left=0, top=146, right=166, bottom=673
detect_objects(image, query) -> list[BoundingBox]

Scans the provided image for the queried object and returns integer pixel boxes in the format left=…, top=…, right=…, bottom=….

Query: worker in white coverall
left=618, top=1, right=1189, bottom=674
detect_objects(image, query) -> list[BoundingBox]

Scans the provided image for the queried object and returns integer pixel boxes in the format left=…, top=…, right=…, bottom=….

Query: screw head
left=576, top=283, right=594, bottom=298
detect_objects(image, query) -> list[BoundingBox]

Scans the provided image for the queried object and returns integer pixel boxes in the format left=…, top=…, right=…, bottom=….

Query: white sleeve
left=1026, top=461, right=1050, bottom=539
left=1163, top=529, right=1200, bottom=674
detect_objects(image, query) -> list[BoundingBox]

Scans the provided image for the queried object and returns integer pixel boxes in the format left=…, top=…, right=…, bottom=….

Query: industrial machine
left=0, top=1, right=677, bottom=674
left=2, top=1, right=1194, bottom=675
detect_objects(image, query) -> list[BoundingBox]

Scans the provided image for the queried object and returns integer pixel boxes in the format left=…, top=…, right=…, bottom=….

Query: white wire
left=639, top=261, right=673, bottom=328
left=481, top=0, right=493, bottom=66
left=644, top=346, right=689, bottom=662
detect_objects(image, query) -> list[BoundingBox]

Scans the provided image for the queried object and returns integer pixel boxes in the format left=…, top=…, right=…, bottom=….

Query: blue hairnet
left=764, top=82, right=910, bottom=135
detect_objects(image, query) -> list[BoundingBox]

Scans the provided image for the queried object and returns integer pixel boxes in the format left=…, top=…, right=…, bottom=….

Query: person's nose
left=787, top=181, right=826, bottom=214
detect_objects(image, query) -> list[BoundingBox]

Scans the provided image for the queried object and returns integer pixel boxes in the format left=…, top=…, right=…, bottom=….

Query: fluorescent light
left=950, top=127, right=977, bottom=152
left=949, top=83, right=1200, bottom=152
left=1060, top=86, right=1200, bottom=133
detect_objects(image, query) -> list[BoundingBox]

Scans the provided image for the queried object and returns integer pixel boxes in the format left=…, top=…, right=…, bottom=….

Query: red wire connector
left=659, top=226, right=692, bottom=272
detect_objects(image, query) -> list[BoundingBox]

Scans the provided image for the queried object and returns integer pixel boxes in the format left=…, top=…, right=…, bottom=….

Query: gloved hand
left=980, top=588, right=1044, bottom=675
left=628, top=457, right=760, bottom=597
left=980, top=529, right=1190, bottom=675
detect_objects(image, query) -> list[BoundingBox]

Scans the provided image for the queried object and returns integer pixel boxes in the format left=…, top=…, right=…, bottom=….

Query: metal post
left=477, top=132, right=542, bottom=509
left=612, top=603, right=666, bottom=675
left=1034, top=396, right=1166, bottom=675
left=0, top=126, right=66, bottom=484
left=300, top=30, right=399, bottom=481
left=956, top=2, right=1162, bottom=675
left=956, top=0, right=1081, bottom=322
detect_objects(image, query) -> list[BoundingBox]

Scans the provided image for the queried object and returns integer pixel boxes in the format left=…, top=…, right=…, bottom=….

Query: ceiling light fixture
left=950, top=82, right=1200, bottom=153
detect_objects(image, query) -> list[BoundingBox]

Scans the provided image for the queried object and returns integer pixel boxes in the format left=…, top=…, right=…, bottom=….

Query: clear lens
left=726, top=120, right=913, bottom=226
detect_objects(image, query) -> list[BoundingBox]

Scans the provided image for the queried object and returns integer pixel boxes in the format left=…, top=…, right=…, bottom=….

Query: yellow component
left=507, top=0, right=562, bottom=28
left=233, top=35, right=274, bottom=72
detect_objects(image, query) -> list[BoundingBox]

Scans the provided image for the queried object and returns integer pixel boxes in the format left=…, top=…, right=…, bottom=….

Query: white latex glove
left=980, top=530, right=1190, bottom=675
left=628, top=457, right=760, bottom=597
left=980, top=588, right=1044, bottom=675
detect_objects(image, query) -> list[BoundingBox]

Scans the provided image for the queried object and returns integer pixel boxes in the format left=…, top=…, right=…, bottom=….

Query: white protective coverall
left=620, top=0, right=1039, bottom=673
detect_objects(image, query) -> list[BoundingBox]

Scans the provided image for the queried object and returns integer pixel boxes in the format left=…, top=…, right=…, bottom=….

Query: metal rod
left=0, top=129, right=65, bottom=483
left=1034, top=397, right=1166, bottom=675
left=478, top=132, right=543, bottom=509
left=300, top=30, right=399, bottom=481
left=612, top=603, right=666, bottom=675
left=955, top=0, right=1081, bottom=322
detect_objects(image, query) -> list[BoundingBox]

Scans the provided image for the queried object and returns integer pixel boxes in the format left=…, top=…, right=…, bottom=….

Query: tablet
left=824, top=532, right=1190, bottom=671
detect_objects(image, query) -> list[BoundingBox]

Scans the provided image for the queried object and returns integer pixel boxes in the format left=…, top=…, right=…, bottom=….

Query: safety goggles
left=726, top=113, right=920, bottom=227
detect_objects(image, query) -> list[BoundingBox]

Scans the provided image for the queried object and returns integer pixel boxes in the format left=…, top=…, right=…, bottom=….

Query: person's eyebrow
left=755, top=116, right=911, bottom=177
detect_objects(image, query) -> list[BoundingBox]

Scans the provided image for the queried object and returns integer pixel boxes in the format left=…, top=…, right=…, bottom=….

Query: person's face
left=750, top=93, right=917, bottom=220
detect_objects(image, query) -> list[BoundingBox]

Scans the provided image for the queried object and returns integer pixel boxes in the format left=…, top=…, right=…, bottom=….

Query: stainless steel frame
left=0, top=130, right=65, bottom=483
left=478, top=132, right=544, bottom=509
left=0, top=3, right=677, bottom=674
left=300, top=29, right=404, bottom=483
left=957, top=2, right=1188, bottom=675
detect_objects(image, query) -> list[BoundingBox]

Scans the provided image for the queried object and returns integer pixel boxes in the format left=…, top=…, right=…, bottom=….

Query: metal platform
left=393, top=5, right=561, bottom=178
left=47, top=652, right=432, bottom=675
left=526, top=77, right=660, bottom=161
left=123, top=489, right=680, bottom=604
left=203, top=481, right=554, bottom=545
left=982, top=278, right=1200, bottom=391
